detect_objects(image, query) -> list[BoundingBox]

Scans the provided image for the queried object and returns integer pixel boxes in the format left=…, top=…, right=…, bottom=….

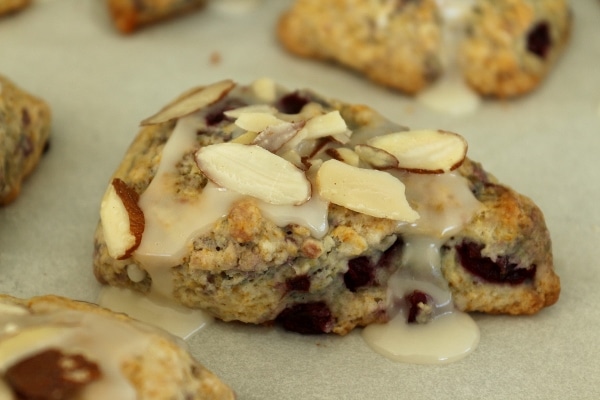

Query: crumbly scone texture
left=277, top=0, right=571, bottom=97
left=0, top=0, right=30, bottom=15
left=0, top=75, right=51, bottom=205
left=93, top=85, right=560, bottom=335
left=277, top=0, right=442, bottom=95
left=460, top=0, right=572, bottom=97
left=0, top=294, right=235, bottom=400
left=107, top=0, right=206, bottom=33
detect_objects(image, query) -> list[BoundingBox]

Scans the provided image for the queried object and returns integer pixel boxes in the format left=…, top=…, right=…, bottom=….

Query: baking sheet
left=1, top=1, right=599, bottom=398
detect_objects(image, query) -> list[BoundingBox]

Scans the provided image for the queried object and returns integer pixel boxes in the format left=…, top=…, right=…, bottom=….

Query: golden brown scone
left=277, top=0, right=442, bottom=95
left=0, top=294, right=235, bottom=400
left=93, top=78, right=559, bottom=335
left=277, top=0, right=571, bottom=97
left=0, top=0, right=30, bottom=16
left=0, top=75, right=51, bottom=205
left=106, top=0, right=206, bottom=34
left=460, top=0, right=572, bottom=97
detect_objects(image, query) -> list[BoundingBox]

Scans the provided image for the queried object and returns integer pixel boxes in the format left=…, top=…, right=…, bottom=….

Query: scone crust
left=0, top=0, right=31, bottom=15
left=277, top=0, right=442, bottom=94
left=278, top=0, right=571, bottom=97
left=460, top=0, right=572, bottom=97
left=107, top=0, right=206, bottom=33
left=0, top=294, right=235, bottom=400
left=0, top=75, right=51, bottom=205
left=93, top=83, right=560, bottom=335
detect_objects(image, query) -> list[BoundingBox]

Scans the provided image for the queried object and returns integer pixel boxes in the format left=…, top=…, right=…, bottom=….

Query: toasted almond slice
left=223, top=104, right=278, bottom=119
left=252, top=121, right=305, bottom=152
left=354, top=144, right=399, bottom=169
left=100, top=178, right=145, bottom=260
left=367, top=129, right=467, bottom=173
left=251, top=77, right=277, bottom=102
left=304, top=110, right=348, bottom=139
left=234, top=112, right=287, bottom=132
left=141, top=80, right=235, bottom=125
left=231, top=131, right=259, bottom=144
left=326, top=147, right=360, bottom=167
left=316, top=159, right=419, bottom=221
left=195, top=143, right=311, bottom=205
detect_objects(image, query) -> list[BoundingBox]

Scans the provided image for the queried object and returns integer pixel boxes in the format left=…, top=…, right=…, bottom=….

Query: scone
left=106, top=0, right=206, bottom=34
left=0, top=294, right=235, bottom=399
left=0, top=0, right=30, bottom=16
left=277, top=0, right=571, bottom=97
left=0, top=75, right=51, bottom=205
left=93, top=78, right=560, bottom=335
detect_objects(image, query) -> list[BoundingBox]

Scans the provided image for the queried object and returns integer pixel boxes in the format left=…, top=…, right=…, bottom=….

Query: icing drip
left=417, top=0, right=480, bottom=115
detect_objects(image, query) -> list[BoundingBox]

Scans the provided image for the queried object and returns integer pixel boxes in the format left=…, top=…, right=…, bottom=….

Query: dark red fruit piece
left=286, top=275, right=311, bottom=292
left=344, top=256, right=374, bottom=292
left=275, top=91, right=310, bottom=114
left=343, top=238, right=404, bottom=292
left=405, top=290, right=429, bottom=324
left=276, top=302, right=333, bottom=334
left=526, top=22, right=552, bottom=59
left=455, top=241, right=536, bottom=284
left=205, top=99, right=247, bottom=126
left=6, top=348, right=101, bottom=400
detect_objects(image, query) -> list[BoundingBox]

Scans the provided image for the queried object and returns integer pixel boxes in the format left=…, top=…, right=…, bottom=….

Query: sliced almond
left=141, top=80, right=235, bottom=125
left=252, top=121, right=305, bottom=152
left=326, top=147, right=360, bottom=167
left=223, top=104, right=278, bottom=119
left=367, top=129, right=467, bottom=173
left=231, top=131, right=259, bottom=144
left=234, top=112, right=287, bottom=133
left=354, top=144, right=399, bottom=169
left=251, top=77, right=277, bottom=102
left=316, top=159, right=419, bottom=221
left=100, top=178, right=145, bottom=260
left=304, top=110, right=349, bottom=139
left=195, top=143, right=311, bottom=205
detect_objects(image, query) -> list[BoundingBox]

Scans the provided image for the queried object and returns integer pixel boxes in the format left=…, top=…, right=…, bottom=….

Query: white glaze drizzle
left=417, top=0, right=480, bottom=115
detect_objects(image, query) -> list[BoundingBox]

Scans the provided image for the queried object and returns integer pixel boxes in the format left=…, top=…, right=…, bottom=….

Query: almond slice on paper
left=141, top=79, right=235, bottom=125
left=100, top=178, right=145, bottom=260
left=195, top=143, right=311, bottom=205
left=367, top=130, right=467, bottom=173
left=316, top=159, right=419, bottom=221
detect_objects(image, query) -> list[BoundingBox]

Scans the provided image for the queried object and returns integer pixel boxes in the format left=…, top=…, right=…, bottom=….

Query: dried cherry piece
left=344, top=256, right=373, bottom=292
left=276, top=302, right=333, bottom=334
left=286, top=275, right=311, bottom=292
left=205, top=99, right=247, bottom=126
left=455, top=241, right=536, bottom=285
left=5, top=348, right=101, bottom=400
left=405, top=290, right=430, bottom=324
left=275, top=91, right=310, bottom=114
left=526, top=22, right=552, bottom=59
left=344, top=238, right=404, bottom=292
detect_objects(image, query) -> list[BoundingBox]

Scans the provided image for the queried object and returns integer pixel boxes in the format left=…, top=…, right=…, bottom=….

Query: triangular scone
left=277, top=0, right=571, bottom=97
left=0, top=294, right=235, bottom=399
left=0, top=75, right=51, bottom=205
left=106, top=0, right=207, bottom=34
left=93, top=79, right=559, bottom=335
